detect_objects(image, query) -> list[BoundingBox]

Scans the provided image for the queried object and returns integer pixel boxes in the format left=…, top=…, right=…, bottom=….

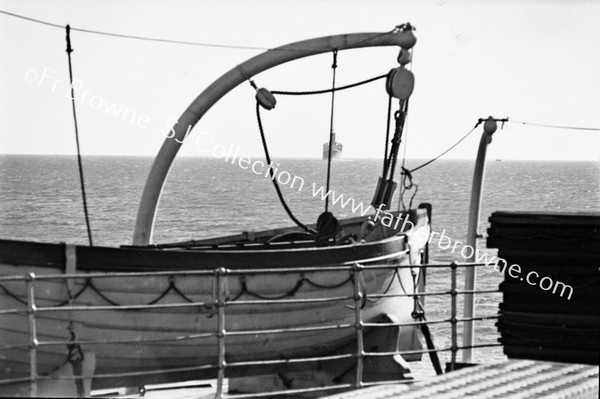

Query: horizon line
left=0, top=153, right=598, bottom=162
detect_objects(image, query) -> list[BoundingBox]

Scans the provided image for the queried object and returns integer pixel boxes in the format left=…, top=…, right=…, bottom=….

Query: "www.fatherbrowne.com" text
left=196, top=135, right=574, bottom=301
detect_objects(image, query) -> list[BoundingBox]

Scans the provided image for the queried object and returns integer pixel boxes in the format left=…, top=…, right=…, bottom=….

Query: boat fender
left=256, top=87, right=277, bottom=110
left=386, top=67, right=414, bottom=100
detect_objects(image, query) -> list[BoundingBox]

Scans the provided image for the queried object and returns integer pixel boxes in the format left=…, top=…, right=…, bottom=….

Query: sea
left=1, top=155, right=598, bottom=378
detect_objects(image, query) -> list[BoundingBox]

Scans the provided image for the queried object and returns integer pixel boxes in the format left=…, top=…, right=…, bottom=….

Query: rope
left=372, top=94, right=409, bottom=210
left=302, top=275, right=353, bottom=290
left=419, top=313, right=444, bottom=375
left=388, top=103, right=408, bottom=180
left=272, top=73, right=386, bottom=96
left=65, top=328, right=85, bottom=397
left=399, top=101, right=413, bottom=211
left=325, top=49, right=338, bottom=212
left=507, top=120, right=600, bottom=132
left=409, top=266, right=443, bottom=375
left=255, top=102, right=316, bottom=234
left=365, top=268, right=403, bottom=303
left=401, top=103, right=410, bottom=171
left=146, top=278, right=195, bottom=305
left=240, top=277, right=304, bottom=300
left=0, top=284, right=27, bottom=305
left=383, top=95, right=393, bottom=176
left=63, top=244, right=85, bottom=397
left=65, top=25, right=93, bottom=246
left=406, top=116, right=599, bottom=175
left=0, top=273, right=356, bottom=310
left=409, top=121, right=481, bottom=174
left=399, top=167, right=418, bottom=212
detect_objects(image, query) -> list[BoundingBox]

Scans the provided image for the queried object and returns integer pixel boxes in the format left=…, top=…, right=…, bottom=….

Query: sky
left=1, top=0, right=599, bottom=161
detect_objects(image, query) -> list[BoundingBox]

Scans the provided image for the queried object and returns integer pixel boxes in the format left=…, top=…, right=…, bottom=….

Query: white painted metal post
left=462, top=117, right=497, bottom=363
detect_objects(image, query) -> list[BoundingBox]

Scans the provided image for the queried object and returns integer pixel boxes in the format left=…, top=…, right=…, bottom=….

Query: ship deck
left=323, top=360, right=599, bottom=399
left=91, top=359, right=599, bottom=398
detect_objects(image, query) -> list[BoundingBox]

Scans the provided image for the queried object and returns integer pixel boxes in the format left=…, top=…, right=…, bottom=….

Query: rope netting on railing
left=0, top=261, right=501, bottom=398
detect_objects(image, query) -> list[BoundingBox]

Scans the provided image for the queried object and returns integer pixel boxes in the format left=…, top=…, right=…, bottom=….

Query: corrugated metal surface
left=323, top=360, right=599, bottom=399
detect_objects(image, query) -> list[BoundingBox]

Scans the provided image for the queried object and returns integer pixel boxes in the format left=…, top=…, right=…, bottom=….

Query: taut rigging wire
left=0, top=9, right=400, bottom=52
left=408, top=116, right=600, bottom=175
left=0, top=9, right=269, bottom=50
left=507, top=120, right=600, bottom=132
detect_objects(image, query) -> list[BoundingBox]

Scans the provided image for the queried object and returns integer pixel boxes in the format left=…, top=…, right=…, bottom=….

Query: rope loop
left=399, top=166, right=418, bottom=212
left=66, top=330, right=84, bottom=363
left=401, top=167, right=413, bottom=189
left=66, top=327, right=86, bottom=397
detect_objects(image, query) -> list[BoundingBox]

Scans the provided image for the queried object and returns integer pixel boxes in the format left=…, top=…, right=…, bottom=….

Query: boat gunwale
left=0, top=235, right=409, bottom=272
left=0, top=209, right=429, bottom=272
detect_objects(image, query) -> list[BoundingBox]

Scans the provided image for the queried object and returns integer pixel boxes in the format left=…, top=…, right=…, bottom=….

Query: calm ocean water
left=1, top=155, right=598, bottom=370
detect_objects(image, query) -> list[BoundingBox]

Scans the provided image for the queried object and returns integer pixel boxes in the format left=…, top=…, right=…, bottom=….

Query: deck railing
left=0, top=261, right=501, bottom=398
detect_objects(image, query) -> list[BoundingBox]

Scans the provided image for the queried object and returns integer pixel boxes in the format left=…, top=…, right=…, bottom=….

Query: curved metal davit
left=132, top=25, right=417, bottom=245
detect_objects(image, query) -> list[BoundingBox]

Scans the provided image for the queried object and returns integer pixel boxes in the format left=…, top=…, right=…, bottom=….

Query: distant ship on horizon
left=322, top=132, right=343, bottom=160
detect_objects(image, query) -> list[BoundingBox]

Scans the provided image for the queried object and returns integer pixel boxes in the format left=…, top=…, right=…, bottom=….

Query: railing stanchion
left=215, top=268, right=227, bottom=399
left=450, top=262, right=458, bottom=371
left=352, top=263, right=364, bottom=389
left=26, top=273, right=38, bottom=397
